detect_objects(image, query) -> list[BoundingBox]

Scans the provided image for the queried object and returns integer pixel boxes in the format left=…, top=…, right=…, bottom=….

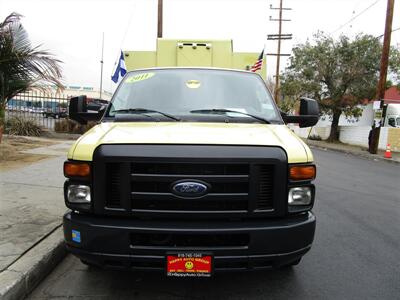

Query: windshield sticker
left=125, top=72, right=155, bottom=83
left=186, top=79, right=201, bottom=89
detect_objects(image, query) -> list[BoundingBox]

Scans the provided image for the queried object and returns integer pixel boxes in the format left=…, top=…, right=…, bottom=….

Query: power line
left=120, top=1, right=137, bottom=49
left=331, top=0, right=383, bottom=34
left=109, top=0, right=137, bottom=90
left=376, top=27, right=400, bottom=39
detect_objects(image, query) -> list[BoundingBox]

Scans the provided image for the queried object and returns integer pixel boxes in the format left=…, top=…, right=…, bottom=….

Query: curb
left=0, top=227, right=66, bottom=300
left=306, top=142, right=400, bottom=165
left=2, top=132, right=81, bottom=141
left=2, top=134, right=77, bottom=143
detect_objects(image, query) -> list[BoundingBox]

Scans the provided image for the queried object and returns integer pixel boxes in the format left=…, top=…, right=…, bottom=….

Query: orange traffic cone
left=384, top=144, right=392, bottom=159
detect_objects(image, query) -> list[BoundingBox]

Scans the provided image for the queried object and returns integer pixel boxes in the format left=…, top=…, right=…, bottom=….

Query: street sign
left=373, top=100, right=382, bottom=110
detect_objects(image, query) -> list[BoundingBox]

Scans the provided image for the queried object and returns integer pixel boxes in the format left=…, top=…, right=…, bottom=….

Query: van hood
left=68, top=122, right=313, bottom=163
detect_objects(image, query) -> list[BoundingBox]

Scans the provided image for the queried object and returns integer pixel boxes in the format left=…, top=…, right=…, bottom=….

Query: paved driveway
left=0, top=141, right=73, bottom=272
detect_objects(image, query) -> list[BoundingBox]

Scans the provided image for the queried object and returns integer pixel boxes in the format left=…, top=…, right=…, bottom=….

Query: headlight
left=67, top=185, right=91, bottom=203
left=288, top=187, right=312, bottom=206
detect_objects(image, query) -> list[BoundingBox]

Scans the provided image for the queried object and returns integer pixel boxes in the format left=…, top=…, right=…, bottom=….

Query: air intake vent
left=106, top=163, right=122, bottom=208
left=256, top=165, right=274, bottom=210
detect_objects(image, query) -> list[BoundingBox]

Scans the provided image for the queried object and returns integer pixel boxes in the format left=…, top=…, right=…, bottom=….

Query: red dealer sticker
left=166, top=253, right=212, bottom=277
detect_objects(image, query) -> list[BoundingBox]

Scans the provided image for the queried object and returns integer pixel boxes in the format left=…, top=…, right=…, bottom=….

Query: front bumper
left=63, top=211, right=316, bottom=271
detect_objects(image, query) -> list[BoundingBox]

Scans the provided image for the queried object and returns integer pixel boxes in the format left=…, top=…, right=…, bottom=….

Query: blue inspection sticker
left=72, top=230, right=81, bottom=243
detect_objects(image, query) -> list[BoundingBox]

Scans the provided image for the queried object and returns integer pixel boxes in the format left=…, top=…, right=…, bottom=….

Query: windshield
left=106, top=69, right=281, bottom=123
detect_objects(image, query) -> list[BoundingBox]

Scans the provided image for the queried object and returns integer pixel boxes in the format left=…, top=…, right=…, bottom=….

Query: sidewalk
left=304, top=139, right=400, bottom=164
left=0, top=136, right=74, bottom=300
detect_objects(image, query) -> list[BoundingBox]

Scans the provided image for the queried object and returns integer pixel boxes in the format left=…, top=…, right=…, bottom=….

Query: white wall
left=339, top=104, right=374, bottom=126
left=289, top=103, right=392, bottom=150
left=317, top=104, right=374, bottom=127
left=290, top=124, right=389, bottom=151
left=339, top=126, right=370, bottom=147
left=378, top=127, right=389, bottom=150
left=339, top=126, right=389, bottom=150
left=288, top=124, right=330, bottom=140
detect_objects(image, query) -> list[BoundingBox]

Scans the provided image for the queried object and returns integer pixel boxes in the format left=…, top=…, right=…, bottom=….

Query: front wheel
left=283, top=258, right=301, bottom=268
left=80, top=259, right=98, bottom=268
left=276, top=258, right=302, bottom=269
left=288, top=258, right=301, bottom=266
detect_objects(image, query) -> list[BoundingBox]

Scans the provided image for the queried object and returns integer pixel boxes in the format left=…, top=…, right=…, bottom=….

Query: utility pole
left=268, top=1, right=292, bottom=104
left=99, top=32, right=104, bottom=99
left=369, top=0, right=395, bottom=154
left=157, top=0, right=163, bottom=38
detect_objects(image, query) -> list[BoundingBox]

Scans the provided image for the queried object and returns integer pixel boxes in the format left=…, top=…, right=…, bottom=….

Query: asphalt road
left=27, top=148, right=400, bottom=300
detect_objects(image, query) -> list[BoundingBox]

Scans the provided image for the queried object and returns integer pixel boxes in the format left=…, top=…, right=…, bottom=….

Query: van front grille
left=94, top=144, right=286, bottom=219
left=130, top=162, right=251, bottom=212
left=105, top=162, right=273, bottom=214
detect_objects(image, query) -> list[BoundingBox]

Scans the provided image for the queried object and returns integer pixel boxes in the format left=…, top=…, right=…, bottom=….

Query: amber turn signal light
left=64, top=162, right=91, bottom=178
left=289, top=165, right=316, bottom=181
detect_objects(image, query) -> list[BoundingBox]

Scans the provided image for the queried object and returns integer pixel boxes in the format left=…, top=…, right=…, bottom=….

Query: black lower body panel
left=63, top=212, right=316, bottom=271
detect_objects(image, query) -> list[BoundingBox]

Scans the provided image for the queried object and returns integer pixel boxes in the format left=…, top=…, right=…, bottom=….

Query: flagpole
left=99, top=32, right=104, bottom=99
left=263, top=43, right=267, bottom=82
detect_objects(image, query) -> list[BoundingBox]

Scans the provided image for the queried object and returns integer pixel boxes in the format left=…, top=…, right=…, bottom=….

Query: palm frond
left=0, top=12, right=64, bottom=107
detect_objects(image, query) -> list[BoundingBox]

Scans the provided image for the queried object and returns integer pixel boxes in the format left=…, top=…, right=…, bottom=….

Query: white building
left=55, top=85, right=113, bottom=100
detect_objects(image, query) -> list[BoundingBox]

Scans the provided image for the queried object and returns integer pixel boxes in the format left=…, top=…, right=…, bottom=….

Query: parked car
left=86, top=98, right=109, bottom=112
left=28, top=107, right=45, bottom=114
left=43, top=107, right=68, bottom=119
left=41, top=100, right=68, bottom=119
left=384, top=104, right=400, bottom=128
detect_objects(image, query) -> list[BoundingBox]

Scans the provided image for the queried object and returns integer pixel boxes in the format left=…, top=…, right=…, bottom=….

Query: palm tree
left=0, top=12, right=63, bottom=136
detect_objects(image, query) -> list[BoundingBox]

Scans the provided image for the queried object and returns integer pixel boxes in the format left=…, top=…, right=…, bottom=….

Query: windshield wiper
left=112, top=108, right=180, bottom=121
left=190, top=109, right=270, bottom=124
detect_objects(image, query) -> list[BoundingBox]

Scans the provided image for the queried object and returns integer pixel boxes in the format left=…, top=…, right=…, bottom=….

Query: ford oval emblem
left=171, top=180, right=209, bottom=198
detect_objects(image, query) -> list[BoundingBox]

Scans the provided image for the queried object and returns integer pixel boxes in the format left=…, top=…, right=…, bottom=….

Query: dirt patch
left=0, top=136, right=58, bottom=171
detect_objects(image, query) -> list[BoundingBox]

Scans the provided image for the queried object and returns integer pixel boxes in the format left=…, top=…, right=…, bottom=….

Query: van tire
left=80, top=259, right=98, bottom=268
left=289, top=258, right=301, bottom=266
left=285, top=258, right=301, bottom=267
left=277, top=258, right=302, bottom=269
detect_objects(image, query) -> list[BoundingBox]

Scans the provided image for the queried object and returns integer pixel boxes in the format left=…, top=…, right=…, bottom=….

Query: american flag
left=250, top=50, right=264, bottom=72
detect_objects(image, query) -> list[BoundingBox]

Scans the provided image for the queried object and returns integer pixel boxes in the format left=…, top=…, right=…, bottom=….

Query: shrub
left=54, top=119, right=96, bottom=134
left=5, top=117, right=42, bottom=136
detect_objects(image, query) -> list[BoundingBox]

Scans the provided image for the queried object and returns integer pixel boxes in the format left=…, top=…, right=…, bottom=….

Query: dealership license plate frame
left=166, top=252, right=213, bottom=277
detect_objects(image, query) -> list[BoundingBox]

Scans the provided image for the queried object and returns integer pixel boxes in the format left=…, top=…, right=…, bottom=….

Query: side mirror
left=300, top=97, right=319, bottom=116
left=69, top=95, right=104, bottom=125
left=282, top=97, right=319, bottom=128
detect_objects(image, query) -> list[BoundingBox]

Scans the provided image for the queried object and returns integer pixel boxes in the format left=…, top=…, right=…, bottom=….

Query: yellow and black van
left=63, top=68, right=318, bottom=277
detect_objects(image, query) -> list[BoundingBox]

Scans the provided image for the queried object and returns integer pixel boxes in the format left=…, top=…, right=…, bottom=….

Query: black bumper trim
left=63, top=211, right=315, bottom=271
left=66, top=244, right=311, bottom=271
